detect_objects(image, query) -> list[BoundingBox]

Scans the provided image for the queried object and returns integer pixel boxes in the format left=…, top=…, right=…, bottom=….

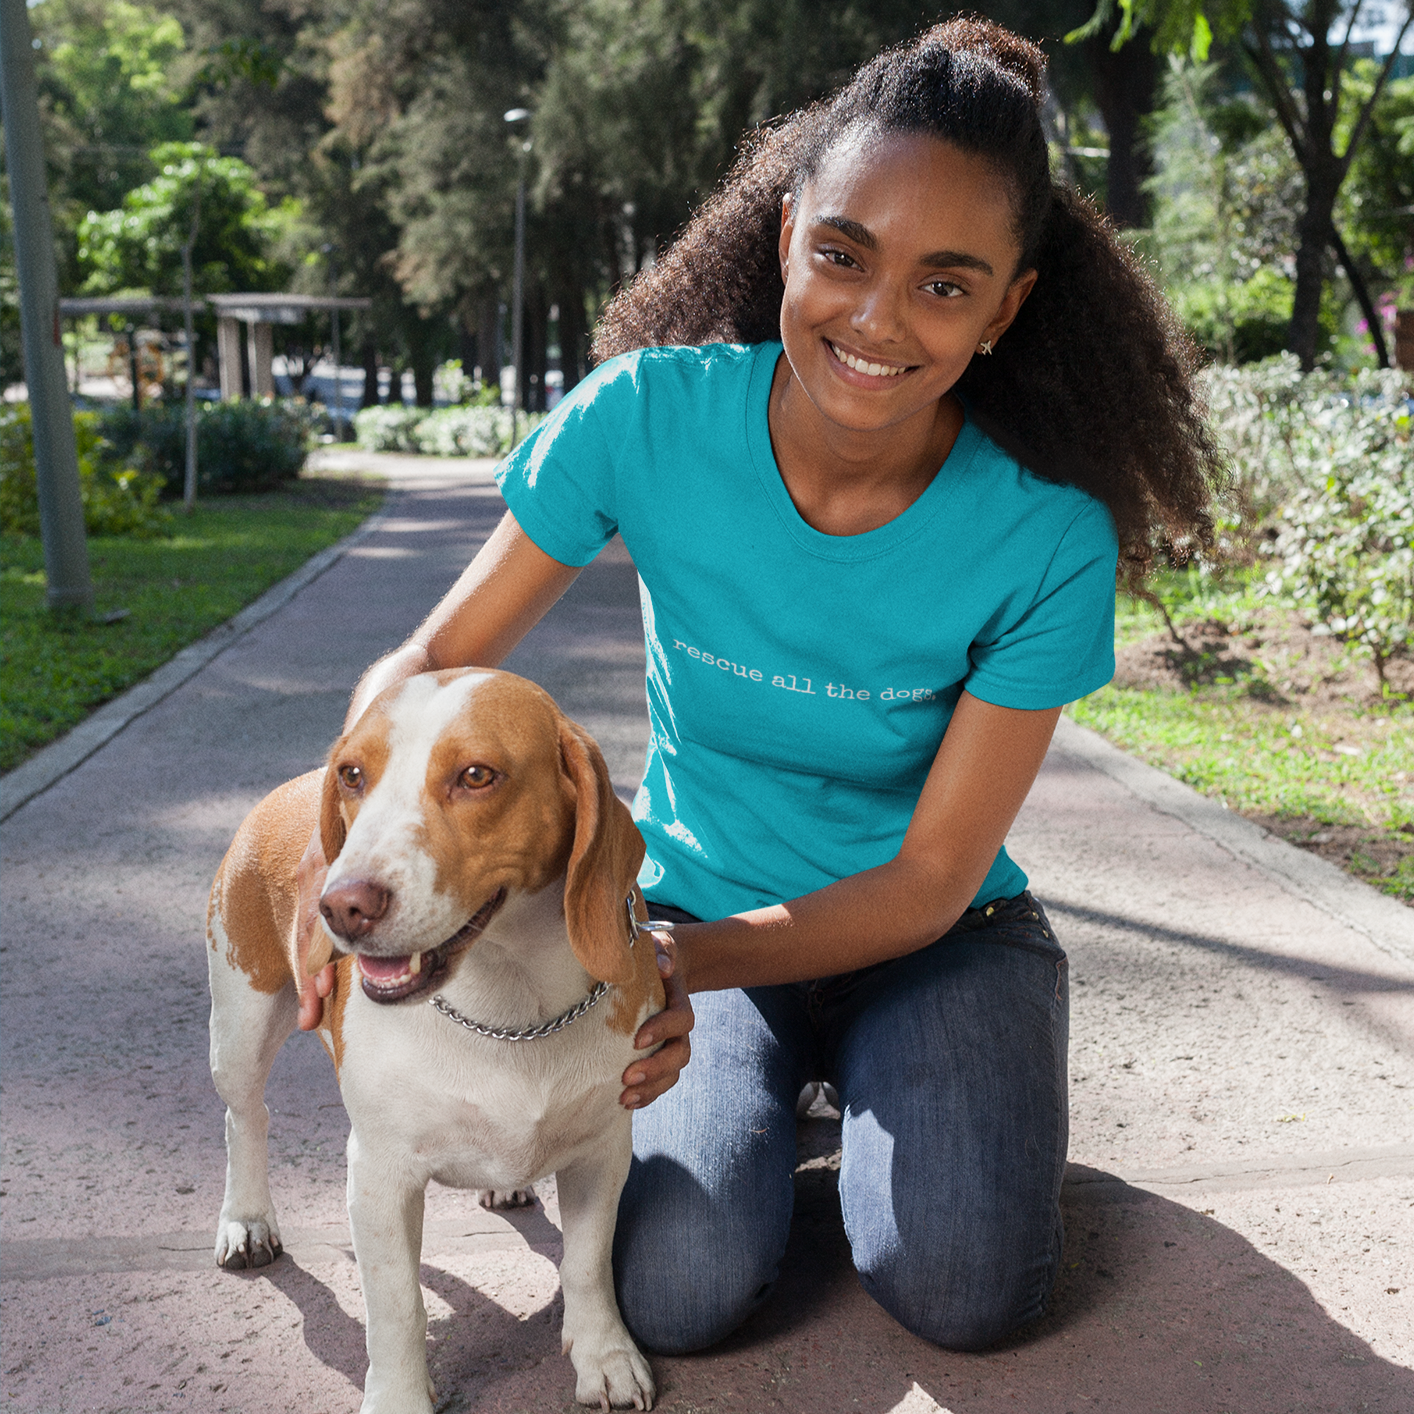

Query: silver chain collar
left=428, top=893, right=675, bottom=1043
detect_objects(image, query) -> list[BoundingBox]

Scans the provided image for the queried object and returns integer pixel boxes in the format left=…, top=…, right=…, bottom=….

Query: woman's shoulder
left=584, top=341, right=774, bottom=397
left=964, top=413, right=1118, bottom=547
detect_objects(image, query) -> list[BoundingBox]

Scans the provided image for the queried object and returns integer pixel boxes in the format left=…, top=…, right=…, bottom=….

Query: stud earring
left=977, top=340, right=994, bottom=356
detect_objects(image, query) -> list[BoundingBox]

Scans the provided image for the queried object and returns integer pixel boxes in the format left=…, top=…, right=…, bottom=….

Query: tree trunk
left=1088, top=27, right=1157, bottom=228
left=476, top=293, right=502, bottom=390
left=360, top=339, right=380, bottom=408
left=555, top=271, right=588, bottom=389
left=1330, top=225, right=1391, bottom=368
left=1288, top=163, right=1341, bottom=372
left=525, top=282, right=549, bottom=412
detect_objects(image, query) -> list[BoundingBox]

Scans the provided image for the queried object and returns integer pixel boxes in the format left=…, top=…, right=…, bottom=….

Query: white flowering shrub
left=1259, top=385, right=1412, bottom=686
left=1200, top=355, right=1413, bottom=686
left=412, top=406, right=518, bottom=457
left=352, top=405, right=424, bottom=453
left=353, top=403, right=543, bottom=457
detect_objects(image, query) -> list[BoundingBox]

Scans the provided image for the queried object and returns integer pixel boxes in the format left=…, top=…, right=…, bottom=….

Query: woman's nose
left=850, top=280, right=906, bottom=343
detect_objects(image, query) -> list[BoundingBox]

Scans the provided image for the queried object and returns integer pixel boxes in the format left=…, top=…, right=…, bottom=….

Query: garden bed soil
left=1111, top=608, right=1413, bottom=904
left=1113, top=610, right=1414, bottom=705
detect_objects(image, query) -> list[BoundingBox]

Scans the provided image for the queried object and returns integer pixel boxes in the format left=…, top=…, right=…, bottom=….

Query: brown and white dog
left=205, top=668, right=663, bottom=1412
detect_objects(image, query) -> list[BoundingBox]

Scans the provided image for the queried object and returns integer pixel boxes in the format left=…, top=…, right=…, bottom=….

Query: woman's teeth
left=831, top=343, right=907, bottom=377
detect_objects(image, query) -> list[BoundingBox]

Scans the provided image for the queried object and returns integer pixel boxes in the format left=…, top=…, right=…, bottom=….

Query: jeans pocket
left=952, top=891, right=1066, bottom=966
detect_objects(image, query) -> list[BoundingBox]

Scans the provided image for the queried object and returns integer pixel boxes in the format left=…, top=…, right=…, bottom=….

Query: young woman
left=299, top=17, right=1222, bottom=1354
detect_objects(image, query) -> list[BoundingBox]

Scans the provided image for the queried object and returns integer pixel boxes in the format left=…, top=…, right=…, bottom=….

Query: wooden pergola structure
left=206, top=293, right=371, bottom=401
left=59, top=293, right=372, bottom=403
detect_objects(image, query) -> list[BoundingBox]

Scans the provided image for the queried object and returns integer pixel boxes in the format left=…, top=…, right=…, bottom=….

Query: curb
left=1053, top=715, right=1414, bottom=966
left=0, top=505, right=389, bottom=824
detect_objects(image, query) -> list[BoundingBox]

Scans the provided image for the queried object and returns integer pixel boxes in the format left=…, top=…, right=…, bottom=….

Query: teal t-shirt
left=498, top=342, right=1117, bottom=921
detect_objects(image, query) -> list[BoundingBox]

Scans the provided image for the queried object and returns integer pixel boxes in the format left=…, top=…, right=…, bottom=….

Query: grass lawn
left=0, top=476, right=383, bottom=773
left=1071, top=569, right=1414, bottom=904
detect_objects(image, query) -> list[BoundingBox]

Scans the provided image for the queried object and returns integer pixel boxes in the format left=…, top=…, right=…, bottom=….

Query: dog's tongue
left=359, top=953, right=419, bottom=983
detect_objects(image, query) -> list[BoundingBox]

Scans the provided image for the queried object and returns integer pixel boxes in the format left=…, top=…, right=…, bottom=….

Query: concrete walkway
left=2, top=453, right=1411, bottom=1414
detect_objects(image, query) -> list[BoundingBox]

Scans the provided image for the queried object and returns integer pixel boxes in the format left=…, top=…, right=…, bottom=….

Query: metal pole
left=0, top=0, right=92, bottom=610
left=181, top=189, right=200, bottom=511
left=511, top=159, right=525, bottom=448
left=504, top=108, right=530, bottom=450
left=331, top=305, right=343, bottom=438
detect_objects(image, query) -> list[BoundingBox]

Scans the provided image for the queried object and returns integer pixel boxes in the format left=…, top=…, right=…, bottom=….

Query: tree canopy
left=1074, top=0, right=1414, bottom=366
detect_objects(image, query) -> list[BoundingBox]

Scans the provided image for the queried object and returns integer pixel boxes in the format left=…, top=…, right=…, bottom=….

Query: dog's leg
left=208, top=912, right=297, bottom=1269
left=347, top=1134, right=436, bottom=1414
left=556, top=1130, right=656, bottom=1411
left=477, top=1186, right=536, bottom=1210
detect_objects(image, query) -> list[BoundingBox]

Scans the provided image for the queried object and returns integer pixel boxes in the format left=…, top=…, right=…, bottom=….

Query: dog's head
left=311, top=668, right=645, bottom=1003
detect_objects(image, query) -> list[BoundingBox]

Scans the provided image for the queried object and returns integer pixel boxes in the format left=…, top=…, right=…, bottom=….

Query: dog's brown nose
left=320, top=879, right=391, bottom=941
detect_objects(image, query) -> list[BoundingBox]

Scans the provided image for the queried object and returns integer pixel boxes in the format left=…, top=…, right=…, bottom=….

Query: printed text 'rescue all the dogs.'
left=669, top=639, right=940, bottom=703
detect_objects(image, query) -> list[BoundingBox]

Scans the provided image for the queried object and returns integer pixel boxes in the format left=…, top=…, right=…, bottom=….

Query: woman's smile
left=826, top=340, right=913, bottom=380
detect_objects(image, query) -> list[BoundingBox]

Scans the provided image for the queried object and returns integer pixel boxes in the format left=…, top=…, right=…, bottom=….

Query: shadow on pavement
left=634, top=1133, right=1414, bottom=1414
left=1049, top=899, right=1414, bottom=1000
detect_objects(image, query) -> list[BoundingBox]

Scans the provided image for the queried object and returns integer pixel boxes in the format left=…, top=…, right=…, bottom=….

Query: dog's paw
left=477, top=1187, right=536, bottom=1210
left=214, top=1217, right=283, bottom=1270
left=572, top=1345, right=655, bottom=1411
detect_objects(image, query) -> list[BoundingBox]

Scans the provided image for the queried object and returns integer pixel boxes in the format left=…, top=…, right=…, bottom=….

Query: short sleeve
left=494, top=357, right=631, bottom=567
left=964, top=496, right=1118, bottom=708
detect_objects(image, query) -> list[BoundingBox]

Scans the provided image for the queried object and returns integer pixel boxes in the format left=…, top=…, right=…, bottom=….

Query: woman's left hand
left=621, top=933, right=694, bottom=1109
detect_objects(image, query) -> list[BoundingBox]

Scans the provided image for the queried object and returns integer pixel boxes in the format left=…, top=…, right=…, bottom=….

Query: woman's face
left=778, top=128, right=1037, bottom=439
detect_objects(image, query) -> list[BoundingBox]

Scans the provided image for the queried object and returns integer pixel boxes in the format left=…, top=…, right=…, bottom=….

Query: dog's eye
left=338, top=765, right=363, bottom=790
left=458, top=764, right=496, bottom=790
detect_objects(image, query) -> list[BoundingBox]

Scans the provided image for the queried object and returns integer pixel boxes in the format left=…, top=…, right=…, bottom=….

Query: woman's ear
left=779, top=193, right=795, bottom=282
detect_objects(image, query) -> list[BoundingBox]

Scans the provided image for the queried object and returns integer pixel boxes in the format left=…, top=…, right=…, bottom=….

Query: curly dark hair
left=591, top=16, right=1225, bottom=579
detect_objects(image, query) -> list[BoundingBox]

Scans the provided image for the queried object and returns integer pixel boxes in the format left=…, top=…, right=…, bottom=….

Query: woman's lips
left=828, top=341, right=911, bottom=378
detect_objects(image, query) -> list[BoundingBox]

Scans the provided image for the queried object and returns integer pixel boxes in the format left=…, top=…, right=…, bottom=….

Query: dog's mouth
left=357, top=889, right=506, bottom=1004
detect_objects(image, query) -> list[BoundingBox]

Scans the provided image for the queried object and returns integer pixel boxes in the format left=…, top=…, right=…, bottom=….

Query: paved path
left=3, top=454, right=1412, bottom=1414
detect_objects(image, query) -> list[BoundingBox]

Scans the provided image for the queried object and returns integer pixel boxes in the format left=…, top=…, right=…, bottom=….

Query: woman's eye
left=822, top=247, right=858, bottom=268
left=458, top=764, right=496, bottom=790
left=338, top=765, right=363, bottom=790
left=925, top=279, right=963, bottom=298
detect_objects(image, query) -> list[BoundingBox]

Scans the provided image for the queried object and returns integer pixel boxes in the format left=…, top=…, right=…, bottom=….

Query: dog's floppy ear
left=319, top=744, right=348, bottom=866
left=560, top=720, right=645, bottom=985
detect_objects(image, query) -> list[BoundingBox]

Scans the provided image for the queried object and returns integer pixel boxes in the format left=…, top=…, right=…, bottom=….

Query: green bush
left=352, top=404, right=424, bottom=453
left=1199, top=356, right=1413, bottom=688
left=98, top=398, right=309, bottom=494
left=0, top=403, right=172, bottom=538
left=413, top=405, right=519, bottom=456
left=353, top=402, right=541, bottom=457
left=1257, top=375, right=1413, bottom=687
left=1170, top=267, right=1293, bottom=365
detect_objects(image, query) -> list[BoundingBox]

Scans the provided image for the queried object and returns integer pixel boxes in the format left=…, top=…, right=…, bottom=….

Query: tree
left=76, top=141, right=287, bottom=295
left=26, top=0, right=195, bottom=288
left=1337, top=66, right=1414, bottom=322
left=1073, top=0, right=1414, bottom=369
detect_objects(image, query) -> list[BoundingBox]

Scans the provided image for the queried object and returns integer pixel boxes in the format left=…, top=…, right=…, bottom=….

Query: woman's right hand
left=295, top=826, right=336, bottom=1030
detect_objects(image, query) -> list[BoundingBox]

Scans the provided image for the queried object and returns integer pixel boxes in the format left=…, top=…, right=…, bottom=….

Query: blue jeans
left=613, top=892, right=1069, bottom=1353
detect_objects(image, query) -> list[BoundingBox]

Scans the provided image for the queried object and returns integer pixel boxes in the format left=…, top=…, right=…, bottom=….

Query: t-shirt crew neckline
left=745, top=342, right=981, bottom=563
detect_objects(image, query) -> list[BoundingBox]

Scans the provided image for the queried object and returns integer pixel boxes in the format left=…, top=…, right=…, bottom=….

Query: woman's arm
left=672, top=691, right=1062, bottom=992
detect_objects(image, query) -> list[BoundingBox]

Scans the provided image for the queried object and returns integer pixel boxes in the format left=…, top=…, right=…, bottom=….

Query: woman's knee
left=613, top=1154, right=792, bottom=1354
left=850, top=1211, right=1062, bottom=1350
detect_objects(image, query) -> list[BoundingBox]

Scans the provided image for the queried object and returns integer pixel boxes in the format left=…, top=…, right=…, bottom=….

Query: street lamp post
left=504, top=108, right=530, bottom=448
left=321, top=243, right=344, bottom=438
